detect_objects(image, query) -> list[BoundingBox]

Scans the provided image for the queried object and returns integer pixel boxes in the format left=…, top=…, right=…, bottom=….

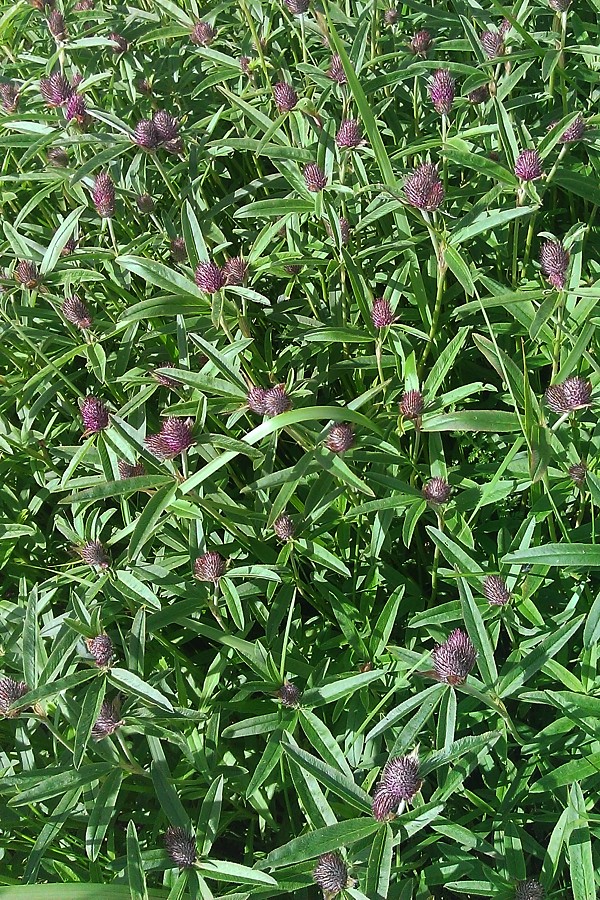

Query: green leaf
left=128, top=483, right=178, bottom=560
left=86, top=770, right=123, bottom=861
left=195, top=860, right=276, bottom=885
left=444, top=245, right=476, bottom=296
left=422, top=410, right=520, bottom=432
left=264, top=818, right=380, bottom=868
left=281, top=739, right=372, bottom=812
left=127, top=821, right=149, bottom=900
left=568, top=783, right=595, bottom=900
left=503, top=544, right=600, bottom=567
left=301, top=670, right=385, bottom=707
left=108, top=668, right=174, bottom=711
left=74, top=677, right=106, bottom=769
left=9, top=764, right=113, bottom=807
left=458, top=577, right=498, bottom=686
left=365, top=824, right=393, bottom=900
left=497, top=616, right=584, bottom=697
left=116, top=255, right=210, bottom=303
left=40, top=206, right=85, bottom=275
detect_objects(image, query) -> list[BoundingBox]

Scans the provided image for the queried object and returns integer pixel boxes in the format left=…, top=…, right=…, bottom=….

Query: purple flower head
left=63, top=295, right=91, bottom=329
left=133, top=119, right=159, bottom=149
left=195, top=260, right=224, bottom=293
left=422, top=475, right=451, bottom=504
left=336, top=119, right=362, bottom=149
left=152, top=110, right=179, bottom=142
left=409, top=29, right=432, bottom=56
left=549, top=0, right=569, bottom=9
left=560, top=114, right=585, bottom=143
left=483, top=575, right=510, bottom=606
left=569, top=461, right=587, bottom=486
left=77, top=539, right=110, bottom=569
left=540, top=240, right=569, bottom=289
left=40, top=72, right=73, bottom=107
left=80, top=396, right=109, bottom=435
left=247, top=386, right=268, bottom=414
left=432, top=628, right=477, bottom=684
left=514, top=149, right=543, bottom=181
left=372, top=786, right=402, bottom=821
left=170, top=237, right=187, bottom=263
left=136, top=193, right=155, bottom=213
left=263, top=384, right=292, bottom=416
left=86, top=634, right=113, bottom=667
left=47, top=146, right=69, bottom=166
left=145, top=417, right=195, bottom=459
left=284, top=264, right=302, bottom=276
left=222, top=256, right=248, bottom=286
left=284, top=0, right=309, bottom=14
left=515, top=880, right=545, bottom=900
left=372, top=751, right=421, bottom=820
left=47, top=9, right=67, bottom=39
left=545, top=376, right=592, bottom=414
left=164, top=827, right=197, bottom=869
left=371, top=297, right=394, bottom=328
left=326, top=423, right=354, bottom=453
left=404, top=163, right=444, bottom=212
left=109, top=32, right=128, bottom=54
left=15, top=260, right=40, bottom=288
left=164, top=136, right=184, bottom=156
left=0, top=82, right=20, bottom=112
left=190, top=20, right=215, bottom=45
left=61, top=237, right=77, bottom=256
left=277, top=681, right=301, bottom=707
left=327, top=53, right=347, bottom=84
left=273, top=514, right=295, bottom=541
left=75, top=0, right=94, bottom=9
left=325, top=216, right=350, bottom=245
left=0, top=677, right=29, bottom=717
left=194, top=550, right=226, bottom=582
left=239, top=56, right=251, bottom=75
left=273, top=81, right=298, bottom=113
left=91, top=699, right=123, bottom=739
left=92, top=171, right=115, bottom=218
left=312, top=852, right=349, bottom=896
left=399, top=389, right=424, bottom=420
left=468, top=84, right=490, bottom=104
left=480, top=30, right=504, bottom=57
left=303, top=163, right=327, bottom=193
left=499, top=18, right=511, bottom=35
left=384, top=8, right=398, bottom=25
left=65, top=93, right=87, bottom=124
left=118, top=459, right=145, bottom=479
left=429, top=69, right=455, bottom=115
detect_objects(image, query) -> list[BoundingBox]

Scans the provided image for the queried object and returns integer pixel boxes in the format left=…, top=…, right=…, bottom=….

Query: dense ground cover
left=0, top=0, right=599, bottom=896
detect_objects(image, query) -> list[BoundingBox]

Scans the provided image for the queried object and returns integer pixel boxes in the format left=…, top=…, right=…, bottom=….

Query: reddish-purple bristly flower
left=153, top=362, right=178, bottom=387
left=40, top=72, right=73, bottom=107
left=404, top=163, right=444, bottom=212
left=145, top=417, right=195, bottom=459
left=312, top=852, right=349, bottom=896
left=273, top=514, right=295, bottom=541
left=92, top=171, right=116, bottom=218
left=194, top=550, right=226, bottom=582
left=499, top=17, right=511, bottom=34
left=239, top=56, right=251, bottom=75
left=560, top=114, right=585, bottom=143
left=15, top=260, right=40, bottom=288
left=545, top=377, right=592, bottom=414
left=409, top=29, right=432, bottom=56
left=80, top=396, right=109, bottom=435
left=539, top=240, right=569, bottom=289
left=118, top=459, right=145, bottom=479
left=222, top=256, right=248, bottom=286
left=170, top=237, right=187, bottom=262
left=65, top=93, right=87, bottom=124
left=284, top=264, right=302, bottom=276
left=63, top=295, right=91, bottom=329
left=47, top=146, right=69, bottom=166
left=190, top=20, right=215, bottom=45
left=303, top=163, right=327, bottom=193
left=136, top=193, right=155, bottom=213
left=132, top=119, right=159, bottom=149
left=92, top=700, right=122, bottom=739
left=483, top=575, right=511, bottom=606
left=263, top=384, right=292, bottom=416
left=194, top=260, right=224, bottom=293
left=284, top=0, right=309, bottom=13
left=0, top=677, right=29, bottom=717
left=327, top=53, right=347, bottom=84
left=165, top=827, right=197, bottom=869
left=336, top=119, right=362, bottom=149
left=277, top=681, right=301, bottom=707
left=77, top=539, right=110, bottom=569
left=429, top=69, right=455, bottom=115
left=469, top=84, right=490, bottom=104
left=480, top=30, right=504, bottom=57
left=515, top=879, right=545, bottom=900
left=47, top=9, right=67, bottom=39
left=422, top=476, right=451, bottom=504
left=109, top=32, right=128, bottom=53
left=325, top=216, right=350, bottom=245
left=569, top=461, right=587, bottom=486
left=514, top=149, right=543, bottom=181
left=432, top=628, right=477, bottom=685
left=247, top=386, right=268, bottom=414
left=152, top=110, right=179, bottom=142
left=372, top=750, right=422, bottom=820
left=61, top=237, right=77, bottom=256
left=326, top=423, right=354, bottom=453
left=0, top=82, right=20, bottom=112
left=399, top=389, right=424, bottom=420
left=273, top=81, right=298, bottom=112
left=371, top=298, right=394, bottom=328
left=384, top=8, right=398, bottom=25
left=86, top=634, right=113, bottom=667
left=75, top=0, right=94, bottom=9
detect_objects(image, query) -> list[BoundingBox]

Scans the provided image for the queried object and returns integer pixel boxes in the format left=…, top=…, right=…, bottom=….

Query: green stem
left=551, top=291, right=565, bottom=380
left=418, top=259, right=446, bottom=377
